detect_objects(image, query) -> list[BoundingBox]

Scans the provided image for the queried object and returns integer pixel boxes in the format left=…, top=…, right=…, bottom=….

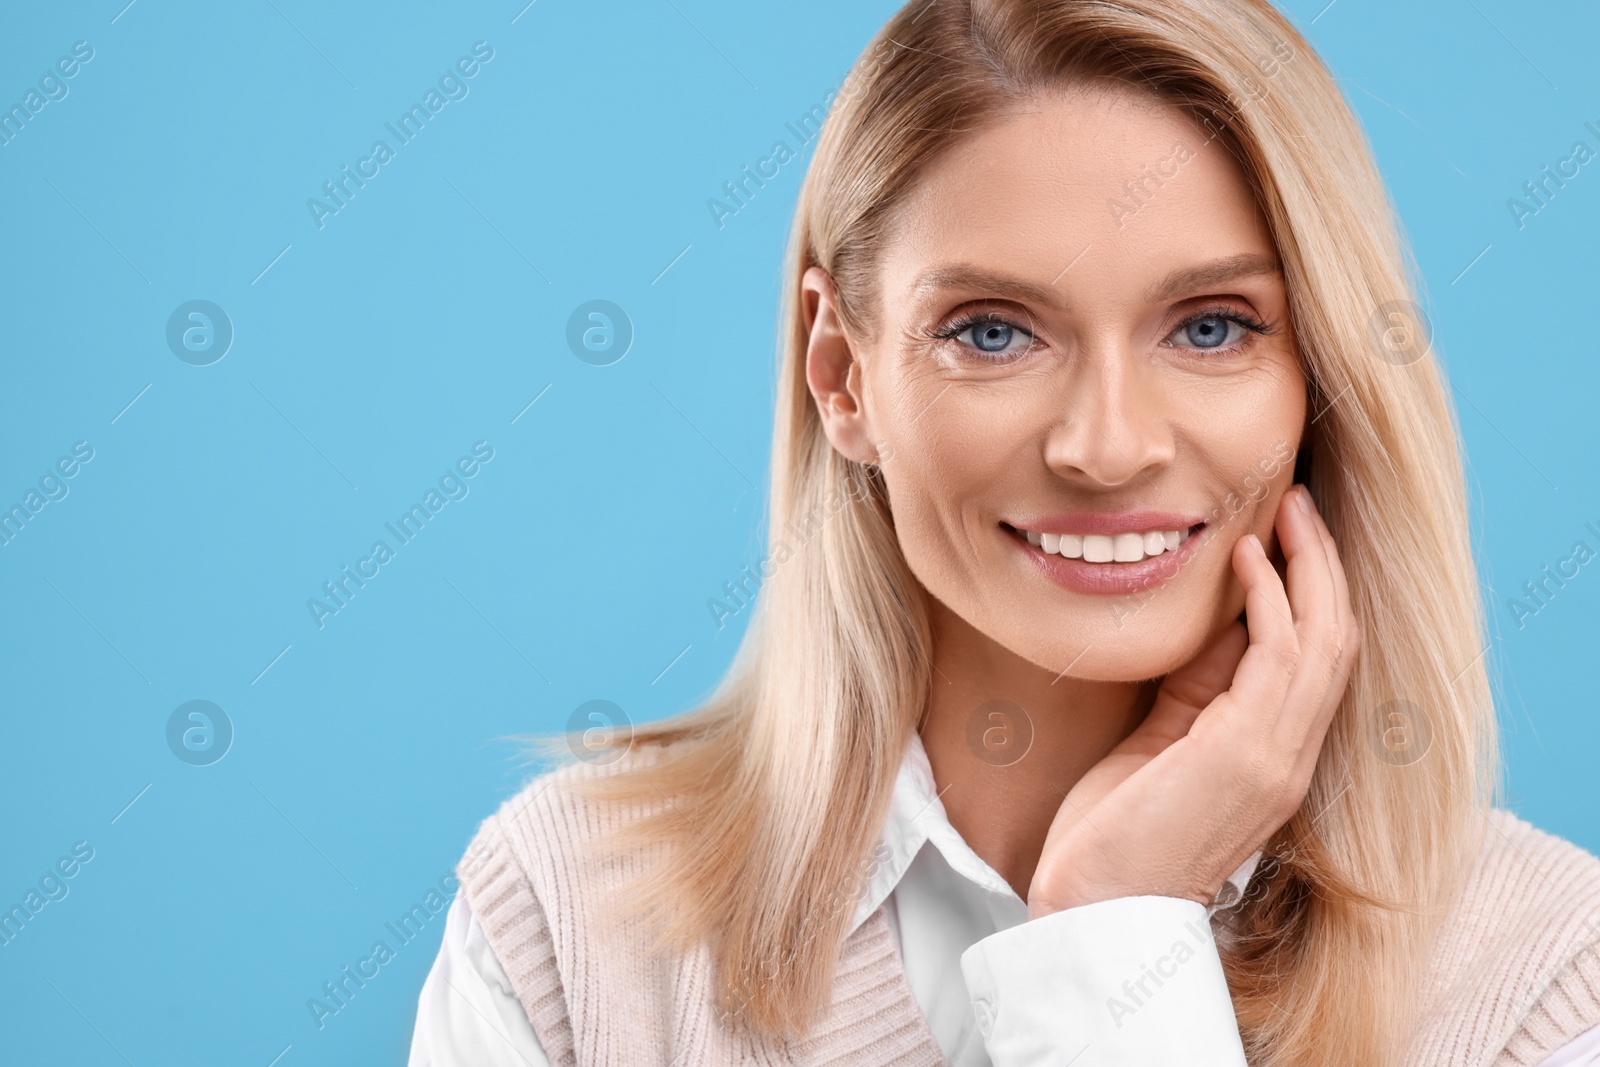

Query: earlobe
left=801, top=266, right=880, bottom=465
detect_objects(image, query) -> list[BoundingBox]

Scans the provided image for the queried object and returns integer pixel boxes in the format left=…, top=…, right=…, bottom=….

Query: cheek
left=864, top=347, right=1306, bottom=677
left=1182, top=426, right=1303, bottom=594
left=874, top=394, right=1030, bottom=578
left=1171, top=357, right=1304, bottom=436
left=1172, top=367, right=1305, bottom=502
left=878, top=432, right=983, bottom=565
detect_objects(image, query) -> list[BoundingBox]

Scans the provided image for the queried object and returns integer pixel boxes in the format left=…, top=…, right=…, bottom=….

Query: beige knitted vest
left=455, top=747, right=1600, bottom=1066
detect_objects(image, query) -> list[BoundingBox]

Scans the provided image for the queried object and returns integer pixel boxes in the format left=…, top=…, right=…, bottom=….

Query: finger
left=1300, top=494, right=1361, bottom=735
left=1306, top=493, right=1357, bottom=655
left=1271, top=485, right=1344, bottom=737
left=1209, top=531, right=1297, bottom=733
left=1277, top=485, right=1338, bottom=666
left=1297, top=486, right=1344, bottom=650
left=1273, top=490, right=1358, bottom=776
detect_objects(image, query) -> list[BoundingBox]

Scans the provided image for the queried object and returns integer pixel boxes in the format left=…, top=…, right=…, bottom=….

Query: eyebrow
left=1144, top=252, right=1281, bottom=303
left=909, top=266, right=1067, bottom=311
left=907, top=252, right=1282, bottom=309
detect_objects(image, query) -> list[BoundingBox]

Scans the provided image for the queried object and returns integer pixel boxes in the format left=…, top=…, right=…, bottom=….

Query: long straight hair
left=546, top=1, right=1500, bottom=1063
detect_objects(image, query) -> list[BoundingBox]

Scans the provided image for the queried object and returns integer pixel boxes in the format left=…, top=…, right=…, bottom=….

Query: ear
left=801, top=265, right=880, bottom=465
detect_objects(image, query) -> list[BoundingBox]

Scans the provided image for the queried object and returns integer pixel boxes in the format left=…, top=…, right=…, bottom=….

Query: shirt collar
left=849, top=729, right=1264, bottom=935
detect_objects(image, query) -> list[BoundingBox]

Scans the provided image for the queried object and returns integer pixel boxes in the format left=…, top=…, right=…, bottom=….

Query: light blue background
left=0, top=1, right=1595, bottom=1063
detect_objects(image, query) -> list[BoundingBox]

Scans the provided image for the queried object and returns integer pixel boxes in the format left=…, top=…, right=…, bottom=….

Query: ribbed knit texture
left=456, top=745, right=1600, bottom=1066
left=1403, top=807, right=1600, bottom=1067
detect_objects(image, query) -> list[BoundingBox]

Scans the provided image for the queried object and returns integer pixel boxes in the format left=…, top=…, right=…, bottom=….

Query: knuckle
left=1244, top=737, right=1295, bottom=791
left=1279, top=751, right=1307, bottom=794
left=1345, top=620, right=1364, bottom=657
left=1319, top=629, right=1345, bottom=670
left=1263, top=778, right=1300, bottom=823
left=1287, top=760, right=1319, bottom=803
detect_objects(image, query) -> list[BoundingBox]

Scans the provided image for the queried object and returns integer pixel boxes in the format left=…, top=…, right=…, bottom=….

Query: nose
left=1042, top=339, right=1176, bottom=487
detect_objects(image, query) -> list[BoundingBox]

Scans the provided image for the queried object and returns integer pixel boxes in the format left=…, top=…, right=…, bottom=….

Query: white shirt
left=409, top=732, right=1600, bottom=1065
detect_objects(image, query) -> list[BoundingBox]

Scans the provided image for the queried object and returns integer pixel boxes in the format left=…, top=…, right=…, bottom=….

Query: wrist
left=1027, top=866, right=1216, bottom=919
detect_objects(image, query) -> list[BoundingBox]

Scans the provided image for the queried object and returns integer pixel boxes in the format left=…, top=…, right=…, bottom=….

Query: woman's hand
left=1025, top=483, right=1361, bottom=920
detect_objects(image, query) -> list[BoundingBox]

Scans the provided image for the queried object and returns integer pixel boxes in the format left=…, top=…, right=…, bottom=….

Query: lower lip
left=1007, top=523, right=1209, bottom=596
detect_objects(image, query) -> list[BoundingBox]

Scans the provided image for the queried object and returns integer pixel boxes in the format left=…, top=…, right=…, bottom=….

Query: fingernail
left=1295, top=487, right=1312, bottom=514
left=1247, top=533, right=1262, bottom=554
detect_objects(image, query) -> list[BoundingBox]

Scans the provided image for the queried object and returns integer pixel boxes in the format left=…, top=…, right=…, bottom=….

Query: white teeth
left=1020, top=525, right=1192, bottom=562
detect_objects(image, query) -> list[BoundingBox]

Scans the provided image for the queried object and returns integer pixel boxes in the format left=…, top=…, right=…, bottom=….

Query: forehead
left=881, top=85, right=1277, bottom=308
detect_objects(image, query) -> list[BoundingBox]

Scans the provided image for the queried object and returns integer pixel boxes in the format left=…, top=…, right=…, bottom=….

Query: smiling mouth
left=1000, top=521, right=1208, bottom=563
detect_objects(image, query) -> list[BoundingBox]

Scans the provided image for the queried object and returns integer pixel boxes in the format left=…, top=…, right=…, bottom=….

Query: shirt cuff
left=959, top=895, right=1247, bottom=1066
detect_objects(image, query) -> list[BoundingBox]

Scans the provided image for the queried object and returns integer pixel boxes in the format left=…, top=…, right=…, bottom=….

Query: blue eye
left=966, top=320, right=1019, bottom=352
left=1182, top=316, right=1239, bottom=348
left=936, top=313, right=1036, bottom=361
left=1164, top=309, right=1271, bottom=353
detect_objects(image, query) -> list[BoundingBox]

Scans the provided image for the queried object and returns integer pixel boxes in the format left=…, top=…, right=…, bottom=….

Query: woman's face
left=806, top=85, right=1308, bottom=681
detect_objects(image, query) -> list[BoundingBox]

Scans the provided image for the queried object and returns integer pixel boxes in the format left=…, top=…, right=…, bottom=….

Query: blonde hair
left=536, top=1, right=1500, bottom=1063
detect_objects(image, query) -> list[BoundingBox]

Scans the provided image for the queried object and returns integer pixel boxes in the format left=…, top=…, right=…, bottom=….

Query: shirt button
left=973, top=997, right=995, bottom=1038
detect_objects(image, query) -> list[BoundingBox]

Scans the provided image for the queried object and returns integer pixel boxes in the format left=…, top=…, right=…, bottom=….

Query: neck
left=917, top=596, right=1155, bottom=902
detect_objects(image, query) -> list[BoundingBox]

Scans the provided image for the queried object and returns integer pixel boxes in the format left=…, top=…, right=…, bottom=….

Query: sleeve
left=959, top=895, right=1247, bottom=1066
left=408, top=893, right=554, bottom=1067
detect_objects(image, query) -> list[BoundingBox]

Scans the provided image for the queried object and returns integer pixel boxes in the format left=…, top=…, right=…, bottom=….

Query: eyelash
left=923, top=311, right=1037, bottom=364
left=927, top=310, right=1024, bottom=345
left=926, top=304, right=1277, bottom=361
left=1165, top=305, right=1276, bottom=352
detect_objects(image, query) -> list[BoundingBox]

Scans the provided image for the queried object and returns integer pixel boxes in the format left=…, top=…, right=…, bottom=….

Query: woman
left=409, top=0, right=1600, bottom=1063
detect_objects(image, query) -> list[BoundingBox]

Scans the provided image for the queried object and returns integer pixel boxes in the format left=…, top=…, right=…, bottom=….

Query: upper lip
left=1008, top=511, right=1207, bottom=536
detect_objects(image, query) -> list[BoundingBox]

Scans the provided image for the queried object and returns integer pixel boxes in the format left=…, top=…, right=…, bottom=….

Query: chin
left=993, top=586, right=1234, bottom=683
left=1018, top=628, right=1202, bottom=683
